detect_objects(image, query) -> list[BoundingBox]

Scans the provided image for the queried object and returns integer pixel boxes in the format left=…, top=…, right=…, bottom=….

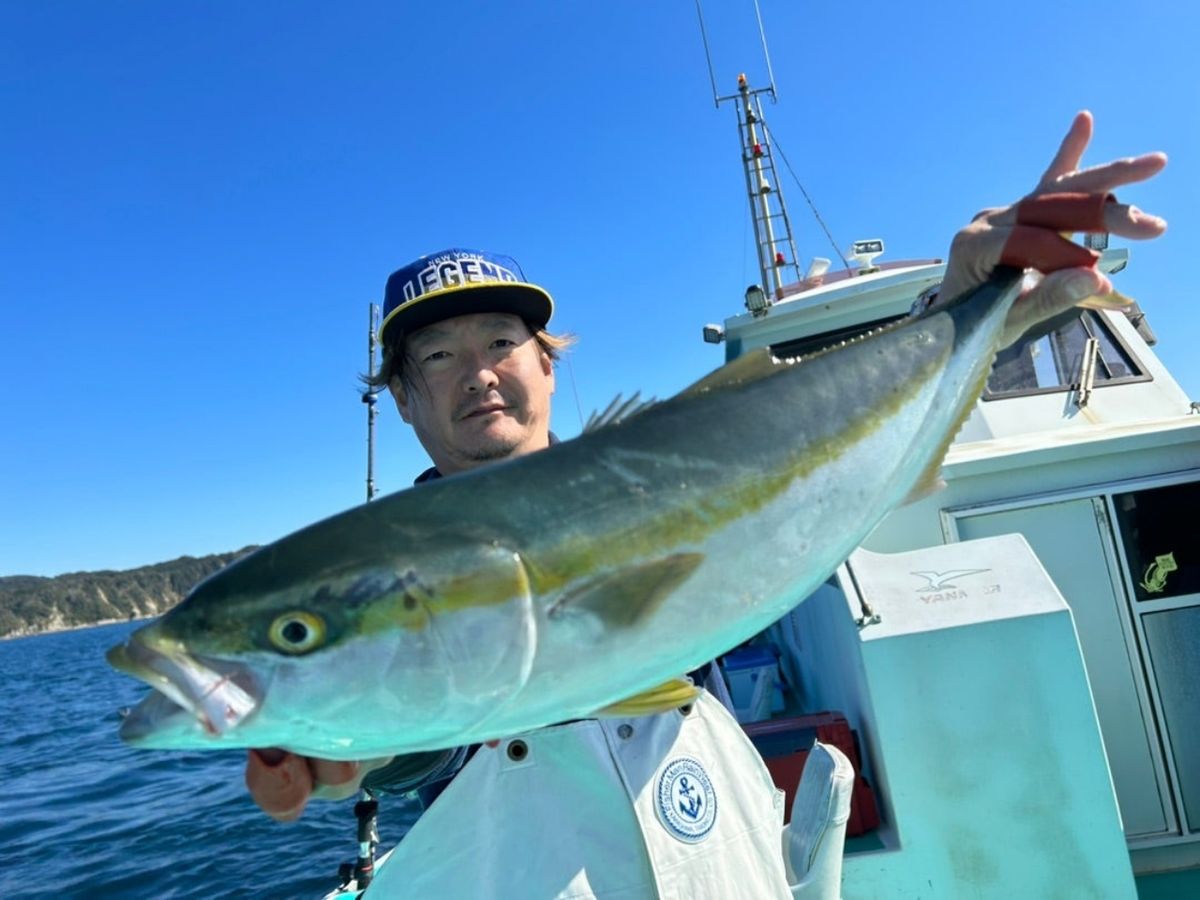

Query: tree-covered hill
left=0, top=549, right=257, bottom=638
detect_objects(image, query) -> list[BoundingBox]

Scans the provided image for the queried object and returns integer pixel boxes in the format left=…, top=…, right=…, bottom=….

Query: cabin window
left=983, top=310, right=1148, bottom=399
left=1113, top=481, right=1200, bottom=603
left=1141, top=605, right=1200, bottom=831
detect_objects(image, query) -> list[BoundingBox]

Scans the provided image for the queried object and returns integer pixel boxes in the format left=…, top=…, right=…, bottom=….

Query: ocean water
left=0, top=621, right=419, bottom=899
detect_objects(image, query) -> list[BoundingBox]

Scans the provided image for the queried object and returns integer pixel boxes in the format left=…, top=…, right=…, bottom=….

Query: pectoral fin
left=596, top=676, right=700, bottom=717
left=548, top=552, right=704, bottom=628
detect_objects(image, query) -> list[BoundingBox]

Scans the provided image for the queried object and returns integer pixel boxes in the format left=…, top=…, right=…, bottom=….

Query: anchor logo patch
left=656, top=757, right=717, bottom=843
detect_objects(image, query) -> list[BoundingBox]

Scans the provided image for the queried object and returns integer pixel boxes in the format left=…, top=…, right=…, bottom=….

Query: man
left=244, top=112, right=1166, bottom=897
left=250, top=245, right=794, bottom=898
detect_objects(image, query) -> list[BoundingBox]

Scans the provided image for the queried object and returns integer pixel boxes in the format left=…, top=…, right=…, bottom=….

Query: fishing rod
left=363, top=303, right=380, bottom=503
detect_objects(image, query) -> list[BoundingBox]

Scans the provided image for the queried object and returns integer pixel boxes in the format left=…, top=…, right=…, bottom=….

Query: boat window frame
left=941, top=468, right=1200, bottom=843
left=1112, top=480, right=1200, bottom=605
left=981, top=309, right=1152, bottom=402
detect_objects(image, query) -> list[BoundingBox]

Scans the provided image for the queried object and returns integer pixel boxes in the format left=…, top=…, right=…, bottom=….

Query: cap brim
left=378, top=281, right=554, bottom=346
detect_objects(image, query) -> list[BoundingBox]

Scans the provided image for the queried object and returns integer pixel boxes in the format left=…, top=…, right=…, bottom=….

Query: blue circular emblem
left=655, top=757, right=717, bottom=843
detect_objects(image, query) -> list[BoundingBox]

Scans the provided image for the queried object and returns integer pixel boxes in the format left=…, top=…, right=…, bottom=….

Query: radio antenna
left=694, top=0, right=800, bottom=302
left=694, top=0, right=778, bottom=106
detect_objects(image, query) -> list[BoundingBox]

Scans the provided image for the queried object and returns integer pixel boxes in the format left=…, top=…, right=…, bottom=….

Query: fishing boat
left=704, top=239, right=1200, bottom=899
left=679, top=75, right=1200, bottom=897
left=323, top=38, right=1199, bottom=900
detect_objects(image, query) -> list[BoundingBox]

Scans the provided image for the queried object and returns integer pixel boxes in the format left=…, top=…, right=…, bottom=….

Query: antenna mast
left=363, top=303, right=380, bottom=502
left=695, top=0, right=802, bottom=304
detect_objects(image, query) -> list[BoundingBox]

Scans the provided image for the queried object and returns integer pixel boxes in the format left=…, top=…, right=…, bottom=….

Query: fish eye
left=268, top=612, right=326, bottom=655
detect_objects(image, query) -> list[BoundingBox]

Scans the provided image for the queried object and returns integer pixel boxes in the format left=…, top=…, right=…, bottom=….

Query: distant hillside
left=0, top=549, right=258, bottom=639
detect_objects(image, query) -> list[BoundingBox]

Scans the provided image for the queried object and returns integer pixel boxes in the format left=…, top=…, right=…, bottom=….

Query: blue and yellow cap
left=379, top=248, right=554, bottom=348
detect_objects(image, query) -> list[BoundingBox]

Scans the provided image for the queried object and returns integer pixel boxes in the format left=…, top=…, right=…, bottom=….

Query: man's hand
left=245, top=749, right=393, bottom=822
left=940, top=111, right=1167, bottom=347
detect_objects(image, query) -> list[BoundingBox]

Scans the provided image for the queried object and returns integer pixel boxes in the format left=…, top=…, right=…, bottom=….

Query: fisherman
left=242, top=111, right=1166, bottom=898
left=247, top=244, right=796, bottom=896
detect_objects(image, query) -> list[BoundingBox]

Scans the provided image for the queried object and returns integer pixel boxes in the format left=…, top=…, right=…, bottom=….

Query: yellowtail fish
left=110, top=269, right=1028, bottom=758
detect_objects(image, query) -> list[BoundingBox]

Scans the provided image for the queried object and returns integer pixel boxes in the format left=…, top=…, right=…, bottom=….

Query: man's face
left=390, top=312, right=555, bottom=475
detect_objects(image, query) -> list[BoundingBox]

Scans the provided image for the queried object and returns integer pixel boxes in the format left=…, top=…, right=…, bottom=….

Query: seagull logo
left=911, top=569, right=991, bottom=592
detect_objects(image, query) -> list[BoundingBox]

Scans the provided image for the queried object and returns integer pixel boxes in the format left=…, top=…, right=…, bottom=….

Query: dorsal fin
left=584, top=392, right=659, bottom=433
left=680, top=347, right=780, bottom=397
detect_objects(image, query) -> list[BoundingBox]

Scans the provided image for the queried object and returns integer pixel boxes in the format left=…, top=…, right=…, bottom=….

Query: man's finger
left=312, top=758, right=361, bottom=788
left=1016, top=193, right=1110, bottom=231
left=1000, top=225, right=1099, bottom=273
left=1000, top=267, right=1110, bottom=348
left=1031, top=267, right=1111, bottom=316
left=1104, top=201, right=1168, bottom=240
left=1038, top=111, right=1093, bottom=188
left=245, top=749, right=314, bottom=822
left=1052, top=152, right=1168, bottom=195
left=253, top=747, right=288, bottom=766
left=987, top=188, right=1166, bottom=240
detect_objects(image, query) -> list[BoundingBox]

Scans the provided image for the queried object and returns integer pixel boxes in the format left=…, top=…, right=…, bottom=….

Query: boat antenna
left=694, top=0, right=778, bottom=106
left=363, top=303, right=380, bottom=503
left=694, top=0, right=721, bottom=108
left=694, top=0, right=801, bottom=302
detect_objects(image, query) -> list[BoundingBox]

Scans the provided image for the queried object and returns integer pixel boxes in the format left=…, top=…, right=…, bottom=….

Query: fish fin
left=904, top=346, right=996, bottom=505
left=680, top=348, right=779, bottom=396
left=902, top=459, right=947, bottom=505
left=549, top=552, right=704, bottom=628
left=596, top=676, right=701, bottom=717
left=583, top=391, right=658, bottom=433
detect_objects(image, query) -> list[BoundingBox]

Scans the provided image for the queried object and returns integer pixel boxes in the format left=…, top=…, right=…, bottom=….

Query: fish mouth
left=108, top=631, right=260, bottom=743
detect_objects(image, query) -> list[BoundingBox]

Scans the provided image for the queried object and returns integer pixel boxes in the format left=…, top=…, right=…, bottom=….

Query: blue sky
left=2, top=1, right=1196, bottom=577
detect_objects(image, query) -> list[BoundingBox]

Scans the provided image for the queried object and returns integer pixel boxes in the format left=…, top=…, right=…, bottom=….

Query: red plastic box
left=742, top=711, right=881, bottom=836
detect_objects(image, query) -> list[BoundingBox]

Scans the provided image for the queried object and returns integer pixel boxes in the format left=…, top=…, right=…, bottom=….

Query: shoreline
left=0, top=615, right=156, bottom=642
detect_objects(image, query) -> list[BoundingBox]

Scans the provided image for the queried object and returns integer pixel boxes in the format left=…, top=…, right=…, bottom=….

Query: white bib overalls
left=363, top=691, right=789, bottom=899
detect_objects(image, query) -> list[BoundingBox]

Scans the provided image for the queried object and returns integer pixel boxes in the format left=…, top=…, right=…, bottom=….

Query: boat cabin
left=710, top=247, right=1200, bottom=897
